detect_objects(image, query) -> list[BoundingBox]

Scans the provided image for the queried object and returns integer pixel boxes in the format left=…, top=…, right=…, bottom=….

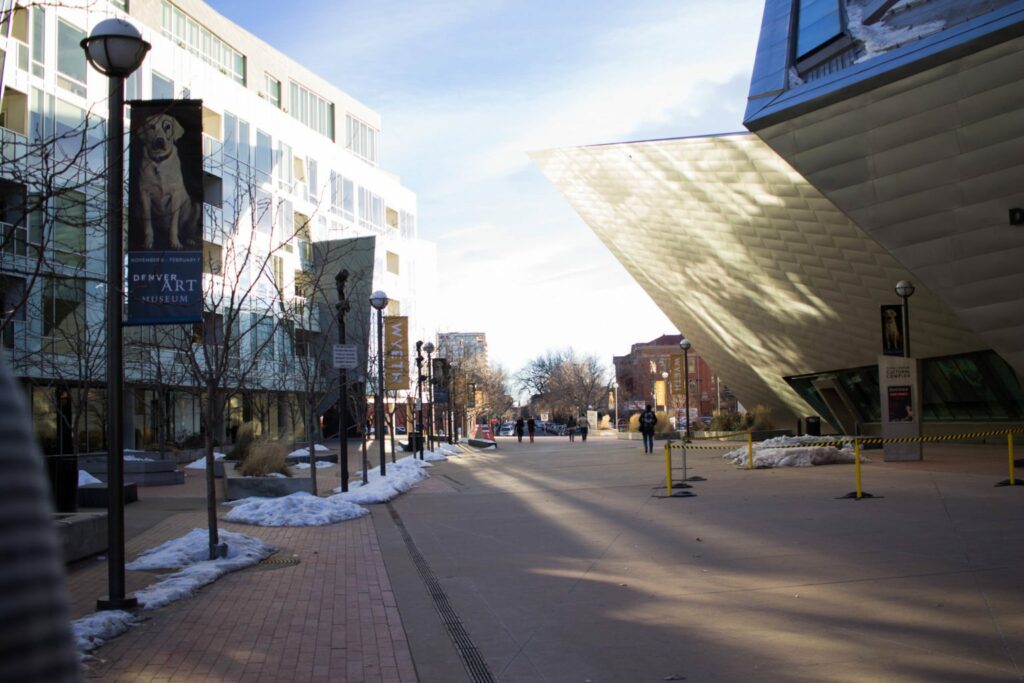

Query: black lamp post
left=335, top=270, right=350, bottom=492
left=895, top=280, right=915, bottom=357
left=661, top=370, right=669, bottom=411
left=82, top=18, right=149, bottom=612
left=680, top=339, right=691, bottom=441
left=414, top=341, right=424, bottom=459
left=423, top=341, right=435, bottom=450
left=370, top=291, right=388, bottom=477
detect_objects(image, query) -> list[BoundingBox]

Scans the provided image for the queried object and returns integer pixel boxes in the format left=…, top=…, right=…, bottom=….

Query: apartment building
left=0, top=0, right=437, bottom=453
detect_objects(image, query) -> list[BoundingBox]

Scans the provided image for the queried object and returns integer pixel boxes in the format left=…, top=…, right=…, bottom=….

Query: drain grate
left=387, top=503, right=495, bottom=683
left=249, top=551, right=301, bottom=572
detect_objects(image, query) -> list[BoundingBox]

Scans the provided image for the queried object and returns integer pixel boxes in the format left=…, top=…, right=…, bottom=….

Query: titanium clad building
left=0, top=0, right=437, bottom=453
left=533, top=0, right=1024, bottom=433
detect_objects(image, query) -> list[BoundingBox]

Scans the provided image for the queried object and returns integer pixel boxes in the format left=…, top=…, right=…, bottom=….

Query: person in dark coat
left=639, top=404, right=657, bottom=453
left=515, top=417, right=525, bottom=443
left=527, top=417, right=536, bottom=443
left=567, top=415, right=577, bottom=442
left=578, top=415, right=589, bottom=442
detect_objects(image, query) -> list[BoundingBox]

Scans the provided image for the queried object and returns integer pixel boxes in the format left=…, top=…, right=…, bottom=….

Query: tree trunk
left=307, top=395, right=318, bottom=495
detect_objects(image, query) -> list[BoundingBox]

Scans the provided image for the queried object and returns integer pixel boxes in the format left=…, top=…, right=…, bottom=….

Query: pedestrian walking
left=579, top=415, right=589, bottom=442
left=567, top=415, right=577, bottom=442
left=639, top=404, right=657, bottom=453
left=515, top=417, right=525, bottom=443
left=527, top=417, right=536, bottom=443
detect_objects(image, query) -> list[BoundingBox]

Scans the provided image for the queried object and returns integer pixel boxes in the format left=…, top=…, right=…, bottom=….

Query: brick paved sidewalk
left=67, top=475, right=418, bottom=682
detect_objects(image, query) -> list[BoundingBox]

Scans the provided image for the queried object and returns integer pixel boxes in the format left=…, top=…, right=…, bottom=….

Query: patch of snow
left=127, top=529, right=276, bottom=609
left=292, top=461, right=336, bottom=470
left=286, top=444, right=330, bottom=458
left=123, top=454, right=155, bottom=462
left=722, top=435, right=869, bottom=468
left=185, top=452, right=226, bottom=469
left=79, top=470, right=102, bottom=486
left=72, top=610, right=136, bottom=656
left=224, top=491, right=368, bottom=527
left=847, top=2, right=946, bottom=63
left=332, top=456, right=431, bottom=503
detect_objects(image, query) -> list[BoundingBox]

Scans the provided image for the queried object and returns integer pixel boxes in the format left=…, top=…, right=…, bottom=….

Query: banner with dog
left=880, top=304, right=905, bottom=357
left=126, top=99, right=204, bottom=325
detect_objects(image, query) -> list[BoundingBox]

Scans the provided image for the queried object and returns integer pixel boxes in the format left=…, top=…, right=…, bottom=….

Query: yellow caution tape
left=667, top=427, right=1023, bottom=449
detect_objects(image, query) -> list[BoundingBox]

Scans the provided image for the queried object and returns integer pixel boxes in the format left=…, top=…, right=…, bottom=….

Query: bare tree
left=516, top=349, right=608, bottom=420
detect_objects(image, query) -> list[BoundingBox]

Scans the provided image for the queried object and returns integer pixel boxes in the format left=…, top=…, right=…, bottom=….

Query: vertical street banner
left=126, top=100, right=204, bottom=325
left=432, top=357, right=450, bottom=404
left=670, top=354, right=684, bottom=397
left=880, top=304, right=905, bottom=356
left=383, top=315, right=409, bottom=390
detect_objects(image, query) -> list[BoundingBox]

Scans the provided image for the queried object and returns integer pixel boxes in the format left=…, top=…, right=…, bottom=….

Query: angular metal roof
left=531, top=134, right=984, bottom=422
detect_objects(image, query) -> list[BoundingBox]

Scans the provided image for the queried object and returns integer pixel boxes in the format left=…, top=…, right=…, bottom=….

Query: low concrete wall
left=78, top=483, right=138, bottom=508
left=222, top=463, right=315, bottom=501
left=79, top=455, right=184, bottom=486
left=54, top=512, right=107, bottom=563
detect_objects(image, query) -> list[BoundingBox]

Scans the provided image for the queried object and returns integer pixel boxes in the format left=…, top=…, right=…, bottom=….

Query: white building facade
left=0, top=0, right=437, bottom=452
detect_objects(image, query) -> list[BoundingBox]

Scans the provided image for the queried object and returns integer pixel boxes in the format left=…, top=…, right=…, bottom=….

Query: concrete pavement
left=66, top=435, right=1024, bottom=681
left=386, top=435, right=1024, bottom=682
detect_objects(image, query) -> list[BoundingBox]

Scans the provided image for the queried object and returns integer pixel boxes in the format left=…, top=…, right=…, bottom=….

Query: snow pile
left=334, top=456, right=431, bottom=504
left=185, top=452, right=226, bottom=469
left=423, top=448, right=449, bottom=462
left=224, top=491, right=368, bottom=527
left=292, top=461, right=336, bottom=470
left=846, top=2, right=945, bottom=63
left=126, top=528, right=276, bottom=609
left=79, top=470, right=102, bottom=486
left=72, top=610, right=136, bottom=656
left=722, top=435, right=867, bottom=468
left=436, top=444, right=461, bottom=457
left=123, top=454, right=154, bottom=462
left=287, top=444, right=330, bottom=459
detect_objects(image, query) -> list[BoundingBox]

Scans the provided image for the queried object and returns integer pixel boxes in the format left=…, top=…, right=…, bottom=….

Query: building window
left=400, top=210, right=416, bottom=239
left=56, top=19, right=87, bottom=96
left=53, top=189, right=86, bottom=268
left=386, top=251, right=399, bottom=275
left=385, top=299, right=400, bottom=317
left=31, top=7, right=45, bottom=77
left=345, top=114, right=378, bottom=164
left=253, top=187, right=272, bottom=234
left=42, top=276, right=84, bottom=345
left=264, top=74, right=281, bottom=108
left=255, top=129, right=272, bottom=183
left=0, top=275, right=27, bottom=350
left=202, top=240, right=222, bottom=275
left=329, top=171, right=354, bottom=221
left=358, top=187, right=383, bottom=229
left=796, top=0, right=843, bottom=60
left=276, top=141, right=293, bottom=192
left=160, top=1, right=246, bottom=85
left=223, top=113, right=252, bottom=165
left=152, top=71, right=174, bottom=99
left=288, top=81, right=334, bottom=140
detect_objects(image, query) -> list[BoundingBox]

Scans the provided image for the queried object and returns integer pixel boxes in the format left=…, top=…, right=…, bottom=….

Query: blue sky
left=209, top=0, right=765, bottom=376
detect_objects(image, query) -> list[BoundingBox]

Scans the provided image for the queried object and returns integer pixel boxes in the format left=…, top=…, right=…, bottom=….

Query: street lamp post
left=680, top=339, right=691, bottom=441
left=423, top=341, right=435, bottom=451
left=895, top=280, right=915, bottom=357
left=611, top=381, right=618, bottom=432
left=661, top=370, right=669, bottom=412
left=82, top=18, right=149, bottom=612
left=369, top=291, right=388, bottom=477
left=335, top=270, right=350, bottom=492
left=415, top=341, right=424, bottom=459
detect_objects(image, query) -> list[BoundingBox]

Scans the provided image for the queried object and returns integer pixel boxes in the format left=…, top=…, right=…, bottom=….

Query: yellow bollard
left=665, top=443, right=673, bottom=496
left=747, top=431, right=754, bottom=470
left=854, top=439, right=863, bottom=499
left=1009, top=432, right=1016, bottom=486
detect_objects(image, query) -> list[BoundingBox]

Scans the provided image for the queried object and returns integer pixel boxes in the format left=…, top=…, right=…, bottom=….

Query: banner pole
left=854, top=438, right=863, bottom=499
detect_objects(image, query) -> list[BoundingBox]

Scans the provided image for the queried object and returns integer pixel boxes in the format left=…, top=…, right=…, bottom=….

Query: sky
left=208, top=0, right=766, bottom=376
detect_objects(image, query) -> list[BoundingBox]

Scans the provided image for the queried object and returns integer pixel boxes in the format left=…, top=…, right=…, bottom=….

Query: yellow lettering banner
left=383, top=316, right=409, bottom=391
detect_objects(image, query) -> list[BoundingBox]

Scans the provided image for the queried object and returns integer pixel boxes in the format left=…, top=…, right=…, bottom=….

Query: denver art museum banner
left=126, top=99, right=204, bottom=325
left=383, top=316, right=409, bottom=391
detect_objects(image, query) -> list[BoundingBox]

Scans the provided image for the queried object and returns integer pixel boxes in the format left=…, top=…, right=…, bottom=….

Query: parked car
left=498, top=422, right=515, bottom=436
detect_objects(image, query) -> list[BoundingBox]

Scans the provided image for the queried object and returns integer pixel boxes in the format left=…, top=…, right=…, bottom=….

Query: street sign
left=332, top=344, right=358, bottom=369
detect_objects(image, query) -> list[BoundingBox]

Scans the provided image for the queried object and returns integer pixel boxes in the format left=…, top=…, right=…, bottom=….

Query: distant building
left=613, top=334, right=731, bottom=418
